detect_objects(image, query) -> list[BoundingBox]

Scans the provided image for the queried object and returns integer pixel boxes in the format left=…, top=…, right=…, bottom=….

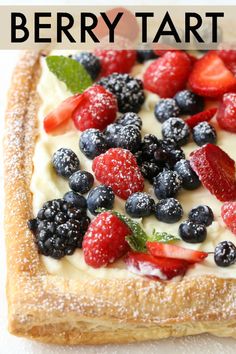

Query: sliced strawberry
left=188, top=51, right=236, bottom=98
left=185, top=107, right=217, bottom=129
left=190, top=144, right=236, bottom=202
left=221, top=201, right=236, bottom=235
left=146, top=242, right=208, bottom=263
left=218, top=49, right=236, bottom=75
left=216, top=93, right=236, bottom=133
left=43, top=94, right=83, bottom=133
left=125, top=252, right=188, bottom=280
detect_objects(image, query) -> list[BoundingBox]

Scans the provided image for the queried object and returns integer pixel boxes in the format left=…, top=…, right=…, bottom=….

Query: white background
left=1, top=1, right=236, bottom=353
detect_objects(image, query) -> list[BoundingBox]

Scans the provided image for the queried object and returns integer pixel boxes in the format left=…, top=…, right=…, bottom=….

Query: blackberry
left=63, top=191, right=87, bottom=209
left=188, top=205, right=214, bottom=226
left=153, top=169, right=182, bottom=199
left=214, top=241, right=236, bottom=267
left=154, top=99, right=180, bottom=123
left=174, top=159, right=201, bottom=190
left=174, top=90, right=204, bottom=115
left=69, top=170, right=94, bottom=194
left=141, top=134, right=161, bottom=160
left=140, top=161, right=162, bottom=183
left=192, top=122, right=217, bottom=146
left=87, top=185, right=115, bottom=215
left=52, top=148, right=80, bottom=178
left=162, top=118, right=190, bottom=146
left=133, top=150, right=143, bottom=166
left=98, top=73, right=145, bottom=113
left=179, top=220, right=207, bottom=243
left=155, top=198, right=183, bottom=224
left=125, top=192, right=155, bottom=218
left=116, top=112, right=142, bottom=130
left=137, top=49, right=157, bottom=63
left=28, top=198, right=90, bottom=259
left=79, top=129, right=108, bottom=159
left=154, top=139, right=185, bottom=168
left=72, top=52, right=101, bottom=80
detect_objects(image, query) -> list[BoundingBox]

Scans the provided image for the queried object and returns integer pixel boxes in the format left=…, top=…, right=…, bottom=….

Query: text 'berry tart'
left=4, top=48, right=236, bottom=345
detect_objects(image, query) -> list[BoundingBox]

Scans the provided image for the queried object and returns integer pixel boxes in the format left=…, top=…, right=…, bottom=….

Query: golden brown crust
left=4, top=51, right=236, bottom=345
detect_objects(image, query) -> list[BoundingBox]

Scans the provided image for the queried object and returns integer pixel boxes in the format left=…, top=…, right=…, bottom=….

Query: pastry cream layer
left=31, top=53, right=236, bottom=280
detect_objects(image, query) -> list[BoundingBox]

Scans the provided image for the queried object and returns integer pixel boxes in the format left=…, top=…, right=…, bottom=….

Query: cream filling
left=30, top=53, right=236, bottom=280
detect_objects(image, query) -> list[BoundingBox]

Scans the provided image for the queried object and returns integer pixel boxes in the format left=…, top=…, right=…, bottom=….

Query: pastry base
left=4, top=51, right=236, bottom=345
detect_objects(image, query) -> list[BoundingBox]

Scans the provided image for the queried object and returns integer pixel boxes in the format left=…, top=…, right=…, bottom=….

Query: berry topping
left=94, top=49, right=136, bottom=76
left=82, top=211, right=130, bottom=268
left=174, top=90, right=204, bottom=115
left=92, top=148, right=144, bottom=200
left=185, top=107, right=217, bottom=129
left=69, top=170, right=94, bottom=194
left=221, top=202, right=236, bottom=235
left=140, top=161, right=161, bottom=183
left=98, top=73, right=145, bottom=113
left=125, top=192, right=155, bottom=218
left=147, top=242, right=208, bottom=263
left=162, top=118, right=190, bottom=146
left=192, top=122, right=217, bottom=146
left=179, top=220, right=207, bottom=243
left=72, top=52, right=101, bottom=80
left=154, top=98, right=180, bottom=123
left=137, top=49, right=157, bottom=63
left=190, top=144, right=236, bottom=202
left=188, top=51, right=236, bottom=97
left=125, top=252, right=188, bottom=280
left=52, top=148, right=80, bottom=178
left=79, top=128, right=108, bottom=159
left=216, top=93, right=236, bottom=133
left=188, top=205, right=214, bottom=226
left=116, top=112, right=142, bottom=130
left=143, top=51, right=192, bottom=98
left=72, top=85, right=117, bottom=131
left=28, top=198, right=90, bottom=259
left=214, top=241, right=236, bottom=267
left=63, top=191, right=87, bottom=209
left=174, top=159, right=201, bottom=190
left=87, top=185, right=115, bottom=215
left=155, top=198, right=183, bottom=224
left=153, top=169, right=182, bottom=199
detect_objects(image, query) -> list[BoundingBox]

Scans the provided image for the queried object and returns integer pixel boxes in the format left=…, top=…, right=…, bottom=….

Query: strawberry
left=190, top=144, right=236, bottom=202
left=146, top=242, right=208, bottom=263
left=125, top=252, right=188, bottom=280
left=185, top=107, right=217, bottom=129
left=154, top=49, right=197, bottom=65
left=43, top=94, right=83, bottom=133
left=143, top=51, right=192, bottom=98
left=94, top=49, right=136, bottom=77
left=221, top=202, right=236, bottom=235
left=92, top=148, right=144, bottom=200
left=216, top=93, right=236, bottom=133
left=188, top=51, right=236, bottom=98
left=82, top=211, right=131, bottom=268
left=72, top=85, right=117, bottom=131
left=218, top=49, right=236, bottom=75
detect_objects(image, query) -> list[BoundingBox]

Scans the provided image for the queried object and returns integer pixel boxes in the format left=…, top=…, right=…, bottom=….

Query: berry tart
left=4, top=49, right=236, bottom=344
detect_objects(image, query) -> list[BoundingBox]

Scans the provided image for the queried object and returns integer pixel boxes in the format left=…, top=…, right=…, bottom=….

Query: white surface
left=1, top=26, right=236, bottom=354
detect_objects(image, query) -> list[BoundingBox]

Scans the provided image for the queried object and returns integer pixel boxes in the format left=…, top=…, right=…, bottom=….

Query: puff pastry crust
left=4, top=51, right=236, bottom=345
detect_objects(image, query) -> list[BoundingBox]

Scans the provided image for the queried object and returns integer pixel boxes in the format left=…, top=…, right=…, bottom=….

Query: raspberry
left=72, top=85, right=117, bottom=131
left=92, top=148, right=144, bottom=200
left=143, top=51, right=192, bottom=98
left=94, top=49, right=136, bottom=77
left=221, top=202, right=236, bottom=235
left=82, top=211, right=130, bottom=268
left=217, top=93, right=236, bottom=133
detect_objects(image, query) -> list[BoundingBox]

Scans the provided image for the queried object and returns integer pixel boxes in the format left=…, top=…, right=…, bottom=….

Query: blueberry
left=140, top=161, right=162, bottom=183
left=141, top=134, right=161, bottom=160
left=192, top=122, right=217, bottom=147
left=72, top=52, right=101, bottom=80
left=125, top=192, right=155, bottom=218
left=116, top=125, right=142, bottom=153
left=162, top=118, right=190, bottom=146
left=179, top=220, right=207, bottom=243
left=104, top=123, right=122, bottom=147
left=87, top=185, right=115, bottom=215
left=188, top=205, right=214, bottom=226
left=63, top=191, right=87, bottom=209
left=174, top=159, right=201, bottom=190
left=116, top=112, right=142, bottom=130
left=155, top=198, right=183, bottom=224
left=214, top=241, right=236, bottom=267
left=154, top=99, right=180, bottom=123
left=174, top=90, right=204, bottom=115
left=153, top=169, right=182, bottom=199
left=137, top=49, right=157, bottom=63
left=69, top=170, right=94, bottom=194
left=52, top=148, right=80, bottom=178
left=79, top=129, right=108, bottom=159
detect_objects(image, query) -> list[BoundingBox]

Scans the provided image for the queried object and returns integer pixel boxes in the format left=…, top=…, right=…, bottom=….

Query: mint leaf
left=46, top=56, right=92, bottom=94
